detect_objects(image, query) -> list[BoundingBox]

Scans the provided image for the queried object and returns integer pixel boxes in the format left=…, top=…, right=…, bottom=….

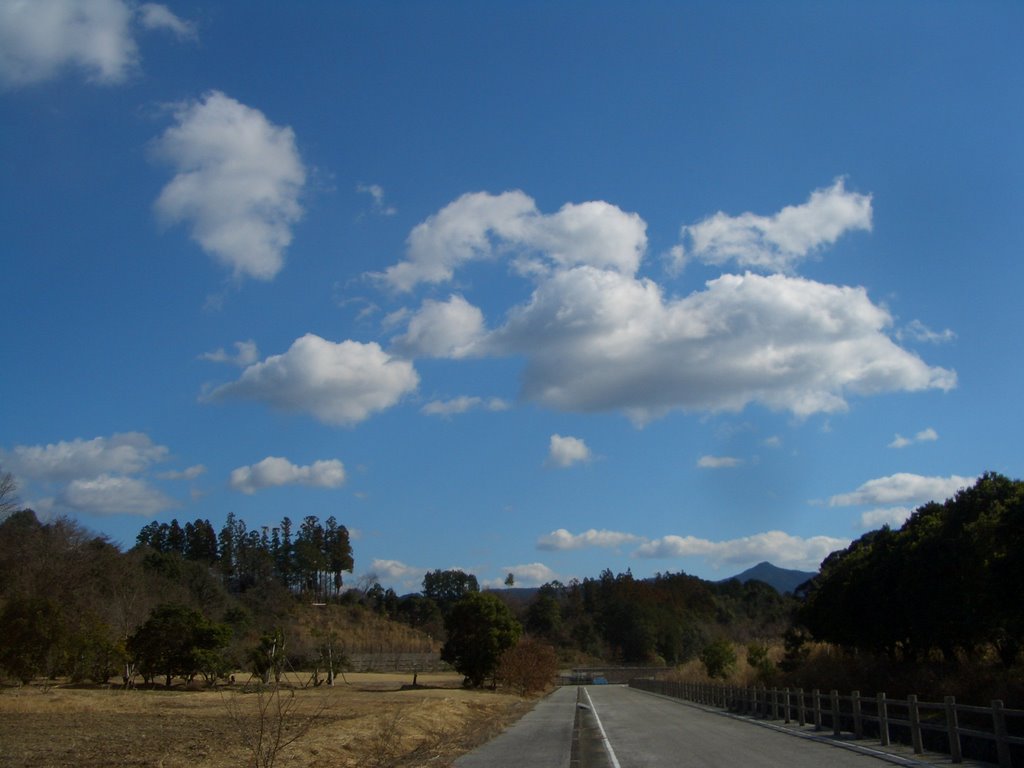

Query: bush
left=497, top=636, right=559, bottom=695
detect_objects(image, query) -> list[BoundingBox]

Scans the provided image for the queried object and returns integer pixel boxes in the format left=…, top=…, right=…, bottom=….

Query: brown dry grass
left=0, top=673, right=533, bottom=768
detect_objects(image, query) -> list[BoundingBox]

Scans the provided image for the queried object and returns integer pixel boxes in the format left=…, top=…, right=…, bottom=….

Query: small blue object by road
left=592, top=676, right=608, bottom=685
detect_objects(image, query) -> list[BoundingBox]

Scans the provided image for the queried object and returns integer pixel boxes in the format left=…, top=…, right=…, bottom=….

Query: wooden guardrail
left=629, top=679, right=1024, bottom=767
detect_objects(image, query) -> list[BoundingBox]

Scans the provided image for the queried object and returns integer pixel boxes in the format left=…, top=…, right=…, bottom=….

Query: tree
left=700, top=638, right=737, bottom=679
left=128, top=603, right=230, bottom=687
left=441, top=591, right=521, bottom=687
left=0, top=596, right=63, bottom=683
left=422, top=569, right=479, bottom=615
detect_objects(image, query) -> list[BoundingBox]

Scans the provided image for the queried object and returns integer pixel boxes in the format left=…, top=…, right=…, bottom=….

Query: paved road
left=585, top=685, right=911, bottom=767
left=453, top=685, right=575, bottom=768
left=456, top=684, right=929, bottom=767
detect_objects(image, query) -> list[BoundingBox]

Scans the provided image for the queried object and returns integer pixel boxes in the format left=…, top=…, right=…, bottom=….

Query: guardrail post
left=944, top=696, right=962, bottom=763
left=797, top=688, right=806, bottom=726
left=784, top=688, right=792, bottom=723
left=852, top=691, right=863, bottom=738
left=878, top=693, right=890, bottom=746
left=908, top=694, right=923, bottom=754
left=813, top=689, right=822, bottom=731
left=831, top=690, right=841, bottom=737
left=992, top=700, right=1011, bottom=768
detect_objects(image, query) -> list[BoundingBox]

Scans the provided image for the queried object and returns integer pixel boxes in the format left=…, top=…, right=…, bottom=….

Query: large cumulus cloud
left=384, top=184, right=954, bottom=425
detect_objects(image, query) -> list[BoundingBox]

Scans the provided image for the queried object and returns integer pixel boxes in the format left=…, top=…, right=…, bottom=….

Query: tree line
left=0, top=492, right=355, bottom=686
left=3, top=469, right=1020, bottom=696
left=799, top=472, right=1024, bottom=667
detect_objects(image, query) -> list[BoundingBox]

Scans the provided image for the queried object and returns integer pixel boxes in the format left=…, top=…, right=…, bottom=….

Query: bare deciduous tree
left=0, top=468, right=19, bottom=517
left=224, top=684, right=324, bottom=768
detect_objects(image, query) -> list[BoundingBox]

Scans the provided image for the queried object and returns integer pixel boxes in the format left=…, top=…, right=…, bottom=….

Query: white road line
left=581, top=687, right=622, bottom=768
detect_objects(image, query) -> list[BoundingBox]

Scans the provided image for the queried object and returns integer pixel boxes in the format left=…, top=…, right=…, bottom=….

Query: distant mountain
left=721, top=561, right=816, bottom=594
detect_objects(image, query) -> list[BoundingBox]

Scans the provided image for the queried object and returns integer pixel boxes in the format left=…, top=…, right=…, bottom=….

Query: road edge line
left=581, top=686, right=622, bottom=768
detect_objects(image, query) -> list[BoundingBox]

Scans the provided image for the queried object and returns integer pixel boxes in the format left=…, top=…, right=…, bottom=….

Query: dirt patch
left=0, top=674, right=534, bottom=767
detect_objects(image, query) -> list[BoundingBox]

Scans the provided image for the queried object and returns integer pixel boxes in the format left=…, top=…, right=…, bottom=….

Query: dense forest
left=0, top=470, right=1021, bottom=701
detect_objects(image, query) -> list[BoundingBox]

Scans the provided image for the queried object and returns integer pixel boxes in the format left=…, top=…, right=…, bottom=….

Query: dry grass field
left=0, top=673, right=535, bottom=768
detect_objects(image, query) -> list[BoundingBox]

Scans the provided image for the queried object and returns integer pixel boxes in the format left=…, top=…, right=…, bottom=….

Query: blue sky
left=2, top=1, right=1022, bottom=592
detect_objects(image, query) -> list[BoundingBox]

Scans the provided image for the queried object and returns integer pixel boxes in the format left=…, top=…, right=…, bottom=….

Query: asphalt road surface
left=456, top=684, right=921, bottom=768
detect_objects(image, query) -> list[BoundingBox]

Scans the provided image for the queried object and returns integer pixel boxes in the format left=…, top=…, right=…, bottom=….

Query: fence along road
left=456, top=684, right=958, bottom=767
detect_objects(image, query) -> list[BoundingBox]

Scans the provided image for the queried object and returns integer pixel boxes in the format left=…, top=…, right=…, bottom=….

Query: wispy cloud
left=138, top=3, right=196, bottom=41
left=829, top=472, right=975, bottom=507
left=888, top=428, right=938, bottom=449
left=537, top=528, right=642, bottom=551
left=697, top=455, right=742, bottom=469
left=421, top=396, right=510, bottom=417
left=200, top=339, right=260, bottom=367
left=157, top=464, right=206, bottom=481
left=900, top=319, right=956, bottom=344
left=357, top=183, right=397, bottom=216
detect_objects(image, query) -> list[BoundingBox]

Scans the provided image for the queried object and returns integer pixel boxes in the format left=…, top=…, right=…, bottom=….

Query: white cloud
left=2, top=432, right=168, bottom=481
left=0, top=432, right=184, bottom=518
left=0, top=0, right=195, bottom=88
left=497, top=563, right=558, bottom=587
left=680, top=178, right=872, bottom=273
left=634, top=530, right=849, bottom=571
left=58, top=474, right=176, bottom=517
left=201, top=339, right=260, bottom=367
left=375, top=183, right=953, bottom=425
left=888, top=427, right=938, bottom=449
left=547, top=434, right=592, bottom=468
left=697, top=455, right=742, bottom=469
left=859, top=506, right=914, bottom=529
left=369, top=558, right=422, bottom=582
left=537, top=528, right=642, bottom=551
left=829, top=472, right=975, bottom=507
left=230, top=456, right=346, bottom=495
left=0, top=0, right=138, bottom=86
left=158, top=464, right=206, bottom=481
left=357, top=183, right=397, bottom=216
left=487, top=268, right=955, bottom=424
left=205, top=333, right=419, bottom=426
left=901, top=319, right=956, bottom=344
left=391, top=295, right=486, bottom=358
left=137, top=3, right=195, bottom=40
left=153, top=91, right=306, bottom=281
left=421, top=396, right=510, bottom=417
left=375, top=191, right=647, bottom=292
